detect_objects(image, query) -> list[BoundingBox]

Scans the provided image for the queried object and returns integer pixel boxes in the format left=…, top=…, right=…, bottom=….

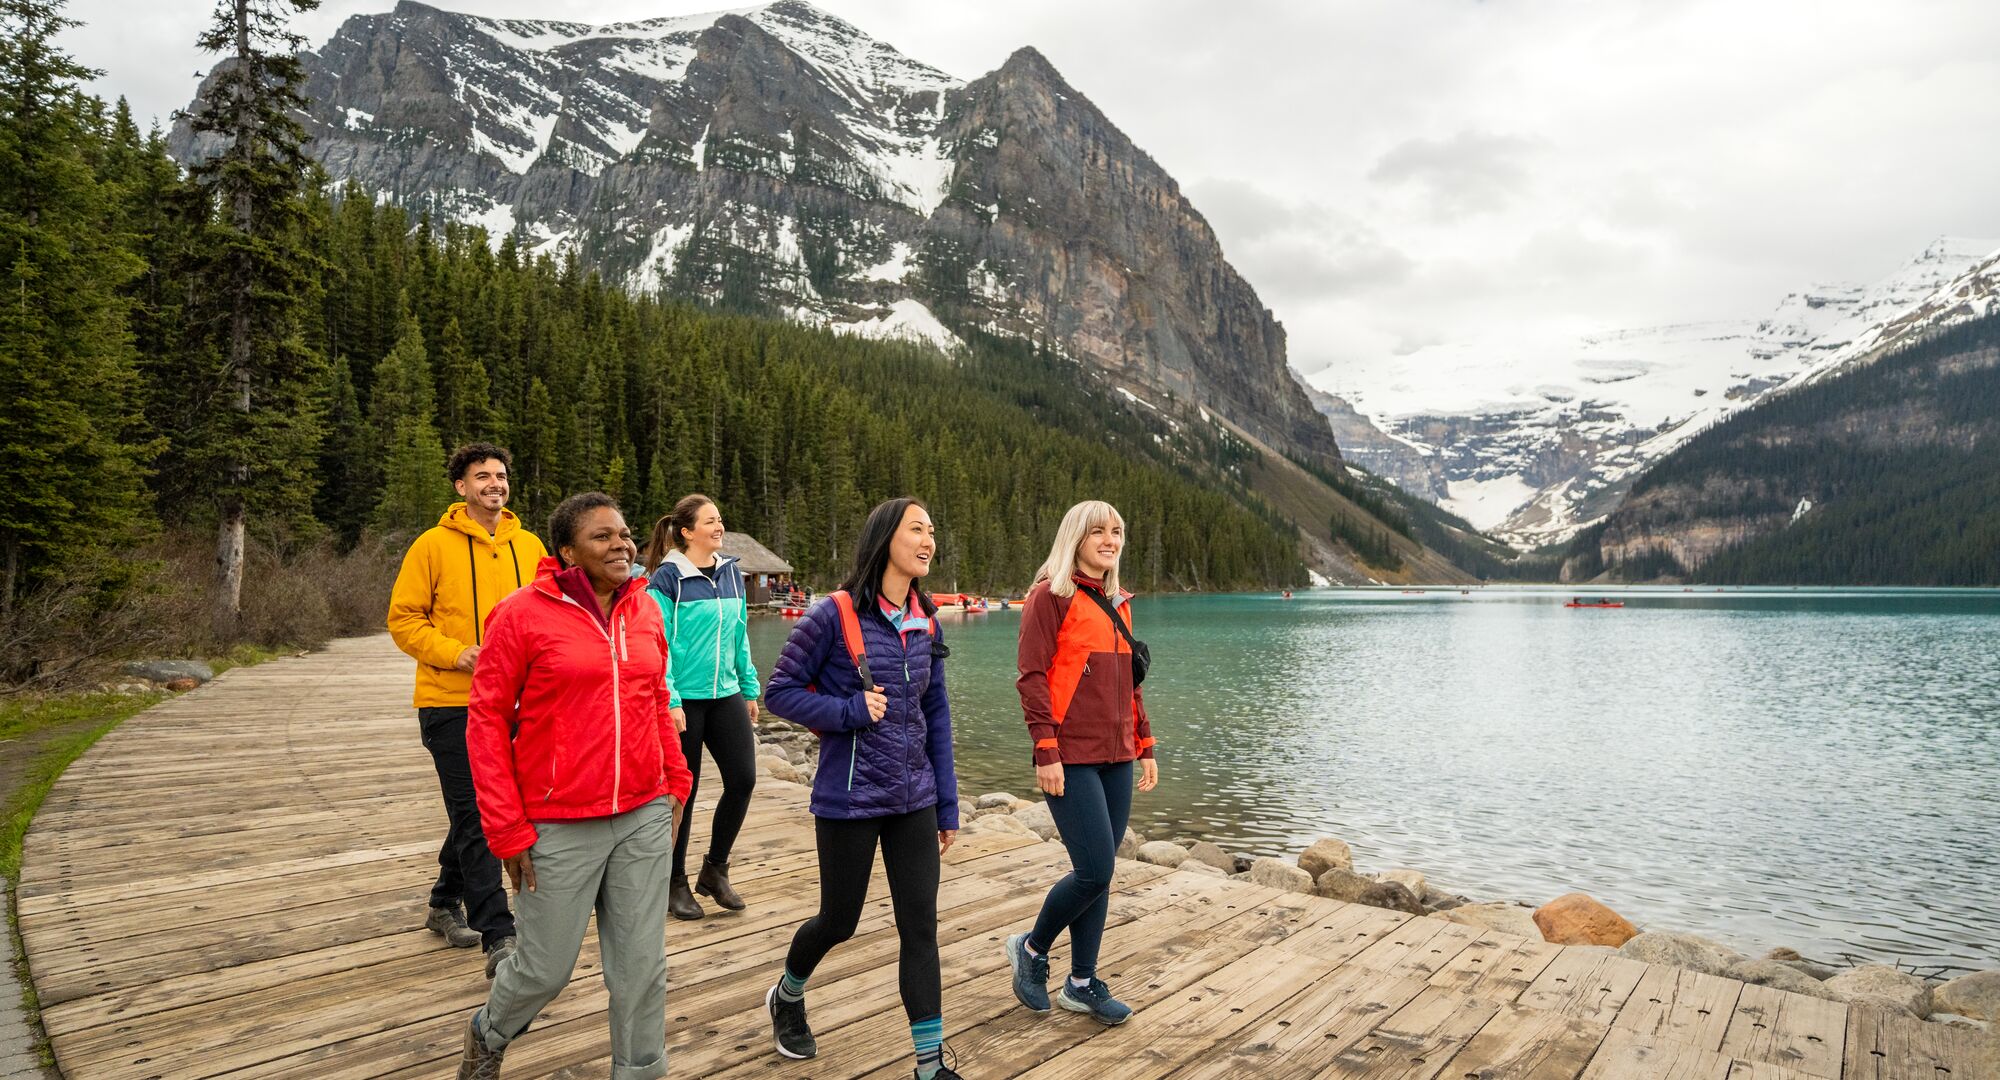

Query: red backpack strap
left=828, top=590, right=874, bottom=690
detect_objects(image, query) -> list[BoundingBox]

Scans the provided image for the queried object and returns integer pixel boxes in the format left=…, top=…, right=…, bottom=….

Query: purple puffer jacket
left=763, top=594, right=959, bottom=830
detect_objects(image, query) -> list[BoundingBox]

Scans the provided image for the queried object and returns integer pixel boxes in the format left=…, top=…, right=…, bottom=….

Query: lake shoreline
left=742, top=713, right=1999, bottom=1032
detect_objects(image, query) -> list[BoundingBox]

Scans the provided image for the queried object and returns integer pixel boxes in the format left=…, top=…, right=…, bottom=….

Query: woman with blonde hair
left=1003, top=500, right=1157, bottom=1025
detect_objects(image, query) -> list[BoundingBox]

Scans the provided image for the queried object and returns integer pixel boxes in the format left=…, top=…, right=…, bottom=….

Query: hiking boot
left=484, top=936, right=516, bottom=980
left=669, top=874, right=704, bottom=920
left=696, top=857, right=746, bottom=911
left=457, top=1012, right=505, bottom=1079
left=1005, top=933, right=1051, bottom=1013
left=427, top=904, right=482, bottom=948
left=767, top=983, right=816, bottom=1059
left=1058, top=977, right=1132, bottom=1025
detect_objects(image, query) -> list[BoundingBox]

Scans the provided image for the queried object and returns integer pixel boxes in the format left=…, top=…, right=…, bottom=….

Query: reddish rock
left=1532, top=892, right=1639, bottom=947
left=166, top=677, right=200, bottom=692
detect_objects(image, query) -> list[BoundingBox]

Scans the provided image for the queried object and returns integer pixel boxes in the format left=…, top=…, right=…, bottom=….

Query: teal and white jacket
left=645, top=549, right=761, bottom=708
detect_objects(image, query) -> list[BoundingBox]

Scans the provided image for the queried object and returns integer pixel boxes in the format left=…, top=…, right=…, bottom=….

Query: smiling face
left=561, top=506, right=637, bottom=594
left=681, top=501, right=725, bottom=556
left=454, top=457, right=510, bottom=513
left=1075, top=516, right=1125, bottom=578
left=887, top=504, right=936, bottom=583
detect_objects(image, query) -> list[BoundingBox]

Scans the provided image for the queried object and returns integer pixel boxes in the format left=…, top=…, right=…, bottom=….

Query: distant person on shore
left=455, top=492, right=693, bottom=1080
left=760, top=497, right=962, bottom=1080
left=1005, top=500, right=1157, bottom=1025
left=386, top=443, right=547, bottom=972
left=641, top=495, right=762, bottom=921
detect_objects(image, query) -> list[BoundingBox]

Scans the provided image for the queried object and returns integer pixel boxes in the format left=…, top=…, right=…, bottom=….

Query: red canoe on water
left=1564, top=601, right=1626, bottom=609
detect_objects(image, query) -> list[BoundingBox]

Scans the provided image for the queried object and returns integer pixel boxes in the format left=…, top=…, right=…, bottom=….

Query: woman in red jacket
left=1004, top=500, right=1157, bottom=1026
left=456, top=492, right=694, bottom=1080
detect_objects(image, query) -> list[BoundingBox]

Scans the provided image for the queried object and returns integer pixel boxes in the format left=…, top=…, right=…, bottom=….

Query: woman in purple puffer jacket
left=759, top=497, right=962, bottom=1080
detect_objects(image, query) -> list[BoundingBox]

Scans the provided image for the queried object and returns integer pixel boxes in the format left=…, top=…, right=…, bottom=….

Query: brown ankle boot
left=669, top=873, right=704, bottom=921
left=696, top=857, right=746, bottom=911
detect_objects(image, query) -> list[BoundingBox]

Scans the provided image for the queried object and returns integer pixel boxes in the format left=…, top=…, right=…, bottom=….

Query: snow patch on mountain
left=838, top=298, right=961, bottom=352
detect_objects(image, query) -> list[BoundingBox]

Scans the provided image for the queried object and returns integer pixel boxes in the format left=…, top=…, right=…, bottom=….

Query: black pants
left=419, top=706, right=515, bottom=949
left=1028, top=760, right=1133, bottom=980
left=785, top=806, right=941, bottom=1023
left=672, top=694, right=758, bottom=879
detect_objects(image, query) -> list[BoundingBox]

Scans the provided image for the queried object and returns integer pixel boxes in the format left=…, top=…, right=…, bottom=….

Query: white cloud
left=59, top=0, right=2000, bottom=387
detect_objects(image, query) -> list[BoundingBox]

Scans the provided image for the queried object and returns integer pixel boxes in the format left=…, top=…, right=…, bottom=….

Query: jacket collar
left=439, top=502, right=520, bottom=545
left=531, top=556, right=646, bottom=615
left=1072, top=573, right=1131, bottom=605
left=662, top=548, right=737, bottom=579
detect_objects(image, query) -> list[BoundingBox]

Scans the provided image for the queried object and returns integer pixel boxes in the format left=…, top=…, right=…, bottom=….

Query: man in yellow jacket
left=387, top=443, right=548, bottom=976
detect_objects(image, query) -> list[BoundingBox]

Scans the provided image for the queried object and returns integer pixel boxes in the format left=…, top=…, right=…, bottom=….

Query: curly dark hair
left=446, top=443, right=512, bottom=483
left=547, top=492, right=622, bottom=566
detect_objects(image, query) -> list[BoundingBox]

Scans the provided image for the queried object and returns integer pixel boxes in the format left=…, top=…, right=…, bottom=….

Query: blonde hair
left=1033, top=501, right=1125, bottom=598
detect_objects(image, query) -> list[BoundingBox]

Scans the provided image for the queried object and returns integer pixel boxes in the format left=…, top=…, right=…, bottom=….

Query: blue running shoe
left=1058, top=978, right=1132, bottom=1025
left=1005, top=933, right=1051, bottom=1012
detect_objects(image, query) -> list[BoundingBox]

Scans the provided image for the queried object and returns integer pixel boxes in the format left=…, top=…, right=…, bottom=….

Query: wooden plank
left=1263, top=900, right=1410, bottom=966
left=1611, top=963, right=1745, bottom=1051
left=1318, top=984, right=1502, bottom=1079
left=1841, top=1000, right=1994, bottom=1080
left=1425, top=931, right=1564, bottom=1001
left=1436, top=1000, right=1609, bottom=1078
left=1582, top=1028, right=1734, bottom=1080
left=1516, top=947, right=1652, bottom=1025
left=1717, top=983, right=1847, bottom=1079
left=1168, top=963, right=1434, bottom=1079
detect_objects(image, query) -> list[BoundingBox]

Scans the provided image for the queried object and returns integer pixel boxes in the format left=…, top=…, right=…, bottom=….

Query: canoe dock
left=16, top=635, right=1991, bottom=1078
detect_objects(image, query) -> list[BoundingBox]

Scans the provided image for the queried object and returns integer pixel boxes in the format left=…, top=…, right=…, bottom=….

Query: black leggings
left=785, top=806, right=941, bottom=1023
left=672, top=694, right=758, bottom=879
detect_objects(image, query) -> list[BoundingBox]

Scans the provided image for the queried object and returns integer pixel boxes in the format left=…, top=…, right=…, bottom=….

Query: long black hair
left=547, top=491, right=621, bottom=568
left=839, top=496, right=930, bottom=614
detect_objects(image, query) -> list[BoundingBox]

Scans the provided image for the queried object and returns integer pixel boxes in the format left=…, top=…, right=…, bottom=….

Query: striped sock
left=911, top=1016, right=944, bottom=1078
left=776, top=968, right=807, bottom=1003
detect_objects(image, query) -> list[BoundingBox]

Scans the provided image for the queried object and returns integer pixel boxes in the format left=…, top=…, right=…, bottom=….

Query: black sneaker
left=1058, top=977, right=1133, bottom=1025
left=767, top=983, right=816, bottom=1059
left=1005, top=933, right=1051, bottom=1012
left=427, top=904, right=481, bottom=948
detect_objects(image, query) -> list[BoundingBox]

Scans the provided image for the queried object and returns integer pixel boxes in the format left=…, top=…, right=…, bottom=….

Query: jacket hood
left=530, top=556, right=648, bottom=607
left=661, top=548, right=739, bottom=579
left=439, top=502, right=524, bottom=545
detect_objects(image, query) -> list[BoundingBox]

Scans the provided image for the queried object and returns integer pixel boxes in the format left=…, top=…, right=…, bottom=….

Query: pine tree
left=0, top=0, right=151, bottom=612
left=312, top=355, right=371, bottom=544
left=371, top=310, right=446, bottom=536
left=177, top=0, right=326, bottom=635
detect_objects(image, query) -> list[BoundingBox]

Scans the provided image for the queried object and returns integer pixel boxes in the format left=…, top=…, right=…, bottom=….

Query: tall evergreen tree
left=0, top=0, right=150, bottom=612
left=371, top=309, right=446, bottom=536
left=176, top=0, right=325, bottom=635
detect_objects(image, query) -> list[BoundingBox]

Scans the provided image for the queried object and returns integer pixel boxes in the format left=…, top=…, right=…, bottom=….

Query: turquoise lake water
left=750, top=587, right=2000, bottom=973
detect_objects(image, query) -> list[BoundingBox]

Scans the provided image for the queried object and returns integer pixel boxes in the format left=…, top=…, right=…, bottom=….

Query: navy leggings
left=1027, top=760, right=1133, bottom=980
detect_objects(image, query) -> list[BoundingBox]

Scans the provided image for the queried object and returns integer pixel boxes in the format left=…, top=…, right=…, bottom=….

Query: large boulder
left=1298, top=838, right=1354, bottom=879
left=1136, top=841, right=1189, bottom=868
left=1355, top=882, right=1423, bottom=915
left=1618, top=932, right=1745, bottom=977
left=756, top=755, right=800, bottom=783
left=1825, top=965, right=1933, bottom=1018
left=1933, top=971, right=2000, bottom=1022
left=121, top=659, right=214, bottom=684
left=1533, top=893, right=1640, bottom=947
left=1762, top=947, right=1836, bottom=981
left=1727, top=961, right=1840, bottom=1000
left=1315, top=869, right=1378, bottom=904
left=1116, top=827, right=1144, bottom=860
left=1179, top=859, right=1226, bottom=878
left=1185, top=841, right=1236, bottom=873
left=1012, top=801, right=1059, bottom=840
left=964, top=813, right=1036, bottom=837
left=975, top=792, right=1019, bottom=810
left=1440, top=902, right=1541, bottom=940
left=1378, top=869, right=1426, bottom=901
left=1248, top=857, right=1316, bottom=894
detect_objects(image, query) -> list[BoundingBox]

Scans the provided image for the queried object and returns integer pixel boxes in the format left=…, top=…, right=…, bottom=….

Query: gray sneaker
left=1006, top=933, right=1051, bottom=1013
left=484, top=936, right=517, bottom=980
left=457, top=1012, right=505, bottom=1079
left=427, top=904, right=481, bottom=948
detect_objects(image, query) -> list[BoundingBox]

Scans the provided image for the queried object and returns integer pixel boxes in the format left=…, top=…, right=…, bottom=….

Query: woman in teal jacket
left=643, top=494, right=763, bottom=920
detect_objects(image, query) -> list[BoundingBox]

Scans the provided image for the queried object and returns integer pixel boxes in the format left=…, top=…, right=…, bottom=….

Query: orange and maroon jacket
left=1015, top=575, right=1154, bottom=767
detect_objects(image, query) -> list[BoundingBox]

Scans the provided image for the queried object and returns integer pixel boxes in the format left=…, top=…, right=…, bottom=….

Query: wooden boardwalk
left=16, top=635, right=1991, bottom=1079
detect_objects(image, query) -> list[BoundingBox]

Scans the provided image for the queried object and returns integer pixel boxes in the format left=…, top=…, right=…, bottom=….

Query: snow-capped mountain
left=169, top=0, right=1341, bottom=465
left=1307, top=237, right=2000, bottom=547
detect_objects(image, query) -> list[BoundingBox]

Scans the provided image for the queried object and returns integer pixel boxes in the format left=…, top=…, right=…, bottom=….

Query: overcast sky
left=60, top=0, right=2000, bottom=376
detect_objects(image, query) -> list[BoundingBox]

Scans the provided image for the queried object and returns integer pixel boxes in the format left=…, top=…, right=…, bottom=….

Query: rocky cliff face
left=170, top=0, right=1340, bottom=465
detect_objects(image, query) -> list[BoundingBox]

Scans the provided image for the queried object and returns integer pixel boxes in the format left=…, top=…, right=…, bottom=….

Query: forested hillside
left=1569, top=311, right=2000, bottom=585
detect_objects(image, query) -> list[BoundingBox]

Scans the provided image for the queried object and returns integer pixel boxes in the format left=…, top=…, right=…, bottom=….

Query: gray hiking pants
left=473, top=794, right=679, bottom=1080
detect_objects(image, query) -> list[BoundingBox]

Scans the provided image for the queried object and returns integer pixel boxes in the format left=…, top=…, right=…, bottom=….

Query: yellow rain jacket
left=387, top=503, right=549, bottom=707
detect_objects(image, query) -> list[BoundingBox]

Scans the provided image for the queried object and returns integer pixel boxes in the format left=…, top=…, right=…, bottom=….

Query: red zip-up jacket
left=467, top=557, right=694, bottom=860
left=1016, top=575, right=1154, bottom=768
